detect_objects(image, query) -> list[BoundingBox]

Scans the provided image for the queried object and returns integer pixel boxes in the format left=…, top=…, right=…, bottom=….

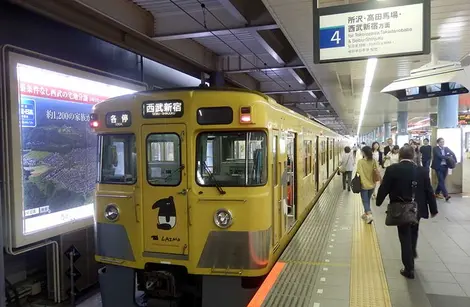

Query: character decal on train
left=152, top=196, right=177, bottom=230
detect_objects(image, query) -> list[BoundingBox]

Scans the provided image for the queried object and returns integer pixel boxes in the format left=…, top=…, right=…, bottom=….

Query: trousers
left=397, top=220, right=420, bottom=272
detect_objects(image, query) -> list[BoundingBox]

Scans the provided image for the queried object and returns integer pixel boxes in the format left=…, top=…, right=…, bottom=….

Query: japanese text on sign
left=20, top=82, right=110, bottom=104
left=142, top=100, right=184, bottom=118
left=105, top=111, right=132, bottom=128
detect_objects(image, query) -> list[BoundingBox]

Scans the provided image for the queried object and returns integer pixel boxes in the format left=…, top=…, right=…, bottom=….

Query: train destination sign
left=105, top=111, right=131, bottom=128
left=142, top=100, right=184, bottom=118
left=313, top=0, right=430, bottom=63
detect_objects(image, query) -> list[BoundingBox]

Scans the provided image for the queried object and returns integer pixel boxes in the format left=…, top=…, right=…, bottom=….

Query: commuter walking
left=356, top=146, right=380, bottom=224
left=383, top=145, right=399, bottom=168
left=352, top=144, right=358, bottom=157
left=420, top=138, right=432, bottom=169
left=371, top=141, right=383, bottom=198
left=410, top=140, right=421, bottom=166
left=383, top=138, right=394, bottom=156
left=376, top=146, right=438, bottom=279
left=431, top=138, right=456, bottom=201
left=339, top=146, right=355, bottom=191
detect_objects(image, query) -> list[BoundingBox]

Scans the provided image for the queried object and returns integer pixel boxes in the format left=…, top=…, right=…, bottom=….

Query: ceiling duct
left=381, top=39, right=470, bottom=102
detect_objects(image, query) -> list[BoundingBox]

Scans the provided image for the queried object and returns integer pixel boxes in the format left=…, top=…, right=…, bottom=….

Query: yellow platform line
left=350, top=196, right=392, bottom=307
left=282, top=260, right=350, bottom=267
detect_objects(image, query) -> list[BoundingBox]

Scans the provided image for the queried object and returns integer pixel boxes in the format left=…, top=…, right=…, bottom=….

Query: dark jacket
left=431, top=146, right=456, bottom=170
left=384, top=145, right=393, bottom=156
left=374, top=150, right=384, bottom=168
left=376, top=160, right=438, bottom=219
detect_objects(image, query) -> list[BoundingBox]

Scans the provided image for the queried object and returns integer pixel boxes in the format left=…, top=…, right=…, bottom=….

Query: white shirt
left=340, top=152, right=355, bottom=171
left=372, top=151, right=380, bottom=162
left=386, top=152, right=399, bottom=166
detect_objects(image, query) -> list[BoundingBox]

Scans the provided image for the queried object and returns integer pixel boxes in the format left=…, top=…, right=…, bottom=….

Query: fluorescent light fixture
left=408, top=123, right=430, bottom=131
left=356, top=58, right=378, bottom=137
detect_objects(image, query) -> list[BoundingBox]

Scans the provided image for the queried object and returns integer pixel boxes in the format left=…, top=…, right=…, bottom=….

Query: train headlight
left=214, top=209, right=233, bottom=229
left=104, top=204, right=120, bottom=222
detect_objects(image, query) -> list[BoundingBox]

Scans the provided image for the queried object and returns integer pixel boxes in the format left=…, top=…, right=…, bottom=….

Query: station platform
left=249, top=176, right=470, bottom=307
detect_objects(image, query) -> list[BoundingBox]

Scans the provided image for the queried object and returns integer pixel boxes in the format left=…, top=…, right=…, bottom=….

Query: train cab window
left=99, top=134, right=137, bottom=184
left=196, top=131, right=267, bottom=186
left=197, top=107, right=233, bottom=125
left=146, top=134, right=181, bottom=186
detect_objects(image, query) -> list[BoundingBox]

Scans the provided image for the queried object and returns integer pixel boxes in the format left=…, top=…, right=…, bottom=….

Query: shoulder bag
left=351, top=173, right=361, bottom=193
left=385, top=166, right=419, bottom=226
left=445, top=151, right=456, bottom=169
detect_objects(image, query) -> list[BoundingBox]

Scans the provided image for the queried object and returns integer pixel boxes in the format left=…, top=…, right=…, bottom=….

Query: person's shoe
left=400, top=269, right=415, bottom=279
left=366, top=214, right=374, bottom=224
left=361, top=214, right=368, bottom=220
left=445, top=195, right=451, bottom=202
left=435, top=194, right=444, bottom=199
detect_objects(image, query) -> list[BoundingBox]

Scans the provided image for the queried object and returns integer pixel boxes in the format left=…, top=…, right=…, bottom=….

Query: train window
left=197, top=107, right=233, bottom=125
left=99, top=134, right=137, bottom=184
left=196, top=131, right=267, bottom=187
left=146, top=134, right=181, bottom=186
left=303, top=141, right=312, bottom=177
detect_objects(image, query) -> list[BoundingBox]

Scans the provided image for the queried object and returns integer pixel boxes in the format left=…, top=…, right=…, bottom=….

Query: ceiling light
left=356, top=58, right=378, bottom=137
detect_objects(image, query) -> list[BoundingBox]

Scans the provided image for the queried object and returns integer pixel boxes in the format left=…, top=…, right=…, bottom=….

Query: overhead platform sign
left=313, top=0, right=431, bottom=64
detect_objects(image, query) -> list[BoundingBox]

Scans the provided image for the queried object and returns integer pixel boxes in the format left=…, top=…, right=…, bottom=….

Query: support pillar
left=384, top=122, right=391, bottom=140
left=437, top=95, right=459, bottom=128
left=397, top=111, right=408, bottom=135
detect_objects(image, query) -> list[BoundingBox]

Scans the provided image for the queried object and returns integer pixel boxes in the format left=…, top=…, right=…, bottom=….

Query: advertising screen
left=3, top=48, right=146, bottom=247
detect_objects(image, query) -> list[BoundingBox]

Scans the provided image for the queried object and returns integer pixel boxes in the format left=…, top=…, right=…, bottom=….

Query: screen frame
left=1, top=45, right=147, bottom=248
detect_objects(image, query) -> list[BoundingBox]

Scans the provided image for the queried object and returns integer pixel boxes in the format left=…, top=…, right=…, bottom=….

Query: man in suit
left=376, top=145, right=438, bottom=279
left=383, top=138, right=394, bottom=156
left=431, top=137, right=456, bottom=201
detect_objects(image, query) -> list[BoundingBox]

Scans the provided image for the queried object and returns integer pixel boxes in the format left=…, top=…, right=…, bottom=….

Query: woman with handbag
left=339, top=146, right=355, bottom=191
left=376, top=145, right=438, bottom=279
left=356, top=146, right=380, bottom=224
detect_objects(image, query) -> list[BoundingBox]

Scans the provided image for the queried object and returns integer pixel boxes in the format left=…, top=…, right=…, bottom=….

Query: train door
left=272, top=130, right=281, bottom=246
left=141, top=124, right=189, bottom=256
left=286, top=132, right=297, bottom=229
left=315, top=136, right=319, bottom=192
left=326, top=138, right=330, bottom=178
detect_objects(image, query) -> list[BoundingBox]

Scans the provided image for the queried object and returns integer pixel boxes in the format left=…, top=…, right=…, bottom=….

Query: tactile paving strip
left=350, top=194, right=392, bottom=307
left=262, top=178, right=344, bottom=307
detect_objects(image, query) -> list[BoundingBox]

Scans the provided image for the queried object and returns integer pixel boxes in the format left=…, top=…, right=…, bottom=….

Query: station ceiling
left=261, top=0, right=470, bottom=135
left=12, top=0, right=470, bottom=136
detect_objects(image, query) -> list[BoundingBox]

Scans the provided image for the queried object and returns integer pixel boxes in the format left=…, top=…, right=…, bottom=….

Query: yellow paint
left=350, top=196, right=392, bottom=307
left=92, top=88, right=347, bottom=278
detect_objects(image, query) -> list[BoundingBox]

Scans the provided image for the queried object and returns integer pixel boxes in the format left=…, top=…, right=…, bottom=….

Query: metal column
left=438, top=95, right=459, bottom=128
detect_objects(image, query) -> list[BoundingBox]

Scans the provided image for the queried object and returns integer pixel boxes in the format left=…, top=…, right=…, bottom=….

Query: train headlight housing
left=104, top=204, right=120, bottom=222
left=214, top=209, right=233, bottom=229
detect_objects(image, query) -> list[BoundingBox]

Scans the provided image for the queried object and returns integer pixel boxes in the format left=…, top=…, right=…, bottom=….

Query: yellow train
left=91, top=88, right=346, bottom=306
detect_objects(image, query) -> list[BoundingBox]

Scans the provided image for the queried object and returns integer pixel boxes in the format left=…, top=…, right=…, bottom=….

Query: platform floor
left=77, top=176, right=470, bottom=307
left=250, top=176, right=470, bottom=307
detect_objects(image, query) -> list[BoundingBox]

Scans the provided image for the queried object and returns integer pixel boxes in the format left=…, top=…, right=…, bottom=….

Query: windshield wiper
left=202, top=161, right=226, bottom=195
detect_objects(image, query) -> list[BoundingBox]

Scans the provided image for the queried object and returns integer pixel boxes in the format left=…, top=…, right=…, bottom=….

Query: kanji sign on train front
left=313, top=0, right=430, bottom=63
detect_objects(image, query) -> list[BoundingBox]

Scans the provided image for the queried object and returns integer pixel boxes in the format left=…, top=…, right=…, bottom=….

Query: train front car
left=91, top=89, right=276, bottom=307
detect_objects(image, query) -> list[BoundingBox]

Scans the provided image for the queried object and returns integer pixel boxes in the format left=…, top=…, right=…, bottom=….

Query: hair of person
left=393, top=145, right=399, bottom=150
left=423, top=138, right=429, bottom=142
left=362, top=146, right=373, bottom=160
left=371, top=141, right=380, bottom=151
left=399, top=145, right=415, bottom=160
left=387, top=138, right=393, bottom=141
left=436, top=137, right=444, bottom=144
left=344, top=146, right=351, bottom=153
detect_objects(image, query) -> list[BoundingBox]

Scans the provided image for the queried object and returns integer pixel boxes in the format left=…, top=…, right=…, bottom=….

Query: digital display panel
left=15, top=62, right=140, bottom=238
left=142, top=100, right=184, bottom=118
left=405, top=87, right=419, bottom=96
left=105, top=111, right=132, bottom=128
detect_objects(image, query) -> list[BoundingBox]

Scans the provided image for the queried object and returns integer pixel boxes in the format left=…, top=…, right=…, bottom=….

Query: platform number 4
left=331, top=30, right=341, bottom=45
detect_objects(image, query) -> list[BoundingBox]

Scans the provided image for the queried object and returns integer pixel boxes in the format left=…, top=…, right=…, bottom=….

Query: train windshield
left=196, top=131, right=267, bottom=187
left=99, top=134, right=137, bottom=184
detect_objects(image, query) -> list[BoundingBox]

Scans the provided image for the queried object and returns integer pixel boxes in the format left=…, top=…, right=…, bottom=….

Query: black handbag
left=385, top=167, right=419, bottom=226
left=446, top=155, right=456, bottom=169
left=351, top=173, right=361, bottom=194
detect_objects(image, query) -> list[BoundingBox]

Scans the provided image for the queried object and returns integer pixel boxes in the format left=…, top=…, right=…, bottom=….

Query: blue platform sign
left=313, top=0, right=430, bottom=63
left=319, top=26, right=345, bottom=49
left=20, top=98, right=36, bottom=127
